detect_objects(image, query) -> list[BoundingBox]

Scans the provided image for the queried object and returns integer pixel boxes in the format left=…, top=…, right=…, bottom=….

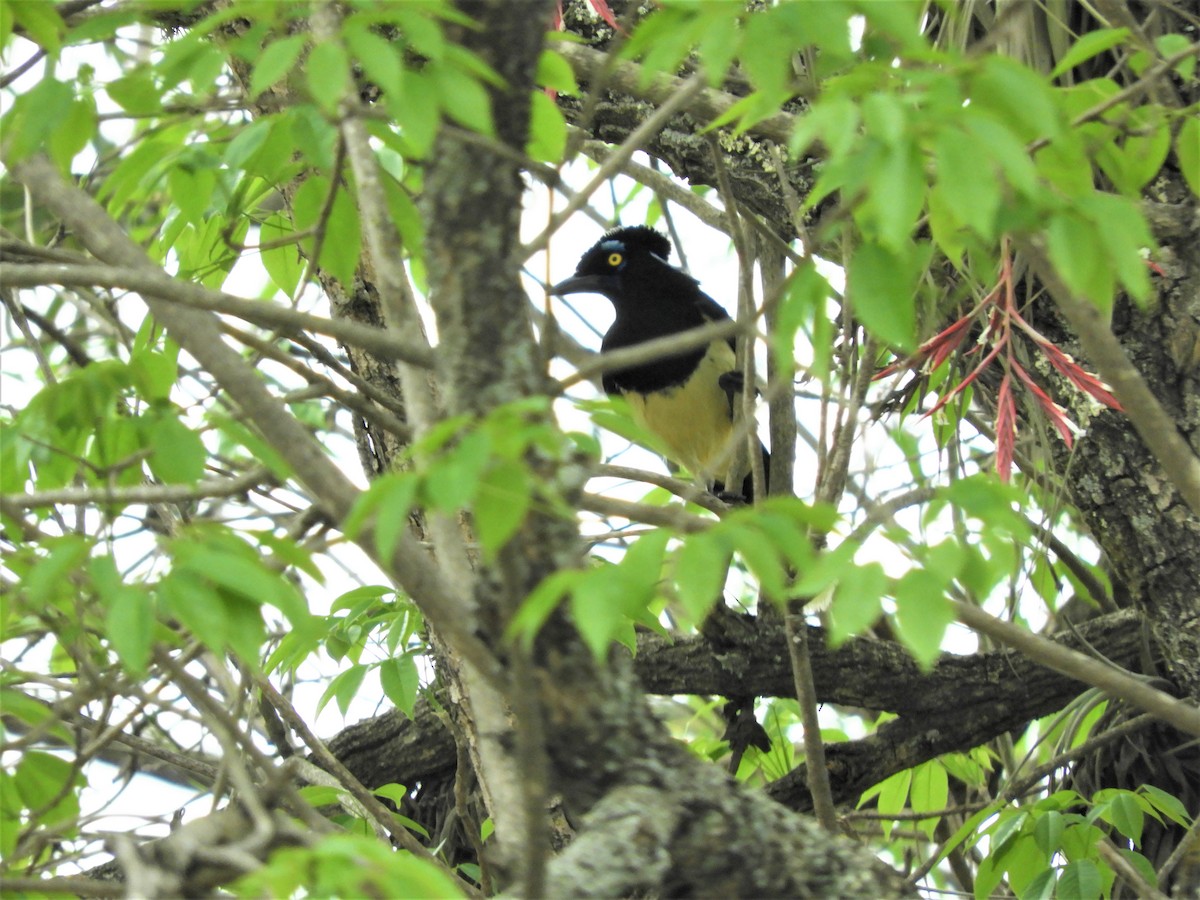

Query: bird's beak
left=550, top=274, right=616, bottom=297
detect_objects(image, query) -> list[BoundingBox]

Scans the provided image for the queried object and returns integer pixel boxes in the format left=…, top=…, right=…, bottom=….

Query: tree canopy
left=2, top=1, right=1199, bottom=897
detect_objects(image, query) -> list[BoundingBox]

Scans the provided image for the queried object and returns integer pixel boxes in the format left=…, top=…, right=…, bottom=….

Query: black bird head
left=550, top=225, right=696, bottom=309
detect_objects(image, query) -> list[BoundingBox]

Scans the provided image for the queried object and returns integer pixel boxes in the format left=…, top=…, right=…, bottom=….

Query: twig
left=784, top=613, right=838, bottom=832
left=5, top=468, right=273, bottom=510
left=0, top=876, right=122, bottom=897
left=1019, top=241, right=1200, bottom=516
left=523, top=71, right=709, bottom=259
left=557, top=317, right=748, bottom=391
left=12, top=153, right=501, bottom=693
left=580, top=492, right=714, bottom=533
left=0, top=261, right=435, bottom=366
left=1159, top=809, right=1200, bottom=885
left=555, top=42, right=798, bottom=146
left=1097, top=837, right=1170, bottom=900
left=592, top=463, right=729, bottom=514
left=953, top=600, right=1200, bottom=736
left=253, top=673, right=480, bottom=896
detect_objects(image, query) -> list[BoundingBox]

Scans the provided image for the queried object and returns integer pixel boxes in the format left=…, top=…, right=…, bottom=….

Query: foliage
left=1, top=0, right=1196, bottom=896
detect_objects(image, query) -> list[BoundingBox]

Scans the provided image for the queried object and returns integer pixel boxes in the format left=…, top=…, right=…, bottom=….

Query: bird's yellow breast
left=623, top=340, right=738, bottom=482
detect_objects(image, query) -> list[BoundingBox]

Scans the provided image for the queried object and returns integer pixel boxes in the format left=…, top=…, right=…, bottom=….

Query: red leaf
left=925, top=343, right=1004, bottom=419
left=995, top=372, right=1016, bottom=482
left=588, top=0, right=622, bottom=31
left=1011, top=361, right=1075, bottom=448
left=1039, top=342, right=1123, bottom=411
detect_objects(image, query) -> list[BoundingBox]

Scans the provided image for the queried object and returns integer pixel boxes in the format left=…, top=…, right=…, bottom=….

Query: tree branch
left=1019, top=241, right=1200, bottom=516
left=0, top=261, right=434, bottom=367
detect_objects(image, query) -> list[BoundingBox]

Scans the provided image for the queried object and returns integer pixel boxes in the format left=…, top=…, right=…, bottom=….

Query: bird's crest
left=597, top=225, right=672, bottom=262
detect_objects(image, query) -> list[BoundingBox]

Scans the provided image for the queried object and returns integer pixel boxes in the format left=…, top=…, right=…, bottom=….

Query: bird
left=551, top=225, right=769, bottom=500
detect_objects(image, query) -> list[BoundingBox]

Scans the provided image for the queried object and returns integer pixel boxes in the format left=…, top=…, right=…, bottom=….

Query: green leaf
left=864, top=137, right=925, bottom=251
left=960, top=109, right=1040, bottom=199
left=933, top=126, right=1000, bottom=240
left=1058, top=859, right=1103, bottom=900
left=1059, top=822, right=1104, bottom=861
left=570, top=570, right=630, bottom=659
left=379, top=654, right=419, bottom=718
left=394, top=70, right=440, bottom=157
left=1020, top=866, right=1056, bottom=900
left=424, top=429, right=492, bottom=511
left=1078, top=192, right=1153, bottom=304
left=9, top=0, right=65, bottom=52
left=1139, top=784, right=1191, bottom=827
left=93, top=556, right=155, bottom=676
left=175, top=543, right=310, bottom=631
left=910, top=761, right=949, bottom=838
left=345, top=25, right=405, bottom=101
left=1105, top=790, right=1144, bottom=845
left=1045, top=209, right=1112, bottom=309
left=672, top=531, right=729, bottom=623
left=373, top=782, right=408, bottom=806
left=1, top=75, right=73, bottom=165
left=291, top=174, right=362, bottom=290
left=536, top=49, right=577, bottom=94
left=106, top=69, right=163, bottom=116
left=1033, top=809, right=1065, bottom=855
left=872, top=767, right=912, bottom=818
left=971, top=55, right=1062, bottom=144
left=506, top=569, right=577, bottom=645
left=47, top=97, right=97, bottom=172
left=527, top=90, right=567, bottom=164
left=434, top=63, right=493, bottom=136
left=305, top=42, right=351, bottom=113
left=1177, top=115, right=1200, bottom=199
left=14, top=752, right=79, bottom=827
left=158, top=570, right=229, bottom=652
left=730, top=524, right=788, bottom=597
left=23, top=535, right=91, bottom=607
left=260, top=212, right=305, bottom=296
left=1050, top=28, right=1130, bottom=79
left=471, top=459, right=532, bottom=552
left=846, top=241, right=918, bottom=351
left=319, top=663, right=368, bottom=717
left=0, top=690, right=70, bottom=744
left=892, top=571, right=956, bottom=670
left=250, top=34, right=306, bottom=98
left=828, top=561, right=886, bottom=644
left=146, top=413, right=206, bottom=484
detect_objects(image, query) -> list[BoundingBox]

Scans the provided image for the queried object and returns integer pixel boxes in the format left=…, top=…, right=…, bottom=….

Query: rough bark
left=326, top=611, right=1145, bottom=808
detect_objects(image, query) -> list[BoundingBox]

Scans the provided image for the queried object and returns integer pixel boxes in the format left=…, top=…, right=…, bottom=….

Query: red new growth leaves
left=877, top=241, right=1123, bottom=482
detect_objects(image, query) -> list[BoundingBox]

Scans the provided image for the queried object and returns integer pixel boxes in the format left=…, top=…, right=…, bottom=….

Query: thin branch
left=0, top=876, right=122, bottom=897
left=953, top=600, right=1200, bottom=736
left=0, top=262, right=435, bottom=367
left=1019, top=241, right=1200, bottom=516
left=4, top=468, right=273, bottom=510
left=523, top=71, right=709, bottom=259
left=11, top=153, right=502, bottom=687
left=555, top=42, right=797, bottom=146
left=591, top=463, right=729, bottom=514
left=557, top=317, right=748, bottom=391
left=252, top=673, right=480, bottom=897
left=1027, top=39, right=1200, bottom=153
left=580, top=492, right=714, bottom=533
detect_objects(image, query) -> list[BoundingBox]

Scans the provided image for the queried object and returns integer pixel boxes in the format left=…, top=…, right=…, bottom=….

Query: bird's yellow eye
left=607, top=252, right=623, bottom=267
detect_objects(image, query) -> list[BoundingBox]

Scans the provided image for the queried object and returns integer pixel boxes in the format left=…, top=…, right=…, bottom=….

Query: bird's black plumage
left=552, top=225, right=769, bottom=500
